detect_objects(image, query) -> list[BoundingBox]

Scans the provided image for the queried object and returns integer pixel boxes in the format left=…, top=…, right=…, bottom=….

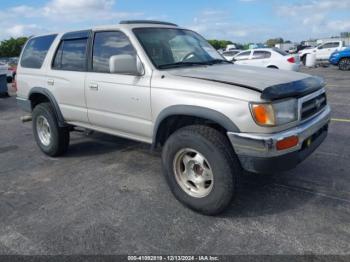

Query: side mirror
left=109, top=54, right=144, bottom=75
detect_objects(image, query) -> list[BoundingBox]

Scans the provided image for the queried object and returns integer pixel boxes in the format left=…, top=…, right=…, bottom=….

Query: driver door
left=85, top=31, right=152, bottom=141
left=233, top=51, right=252, bottom=65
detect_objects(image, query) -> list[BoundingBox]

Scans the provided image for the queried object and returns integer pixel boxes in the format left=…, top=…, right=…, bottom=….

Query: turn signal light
left=251, top=104, right=275, bottom=126
left=276, top=136, right=299, bottom=150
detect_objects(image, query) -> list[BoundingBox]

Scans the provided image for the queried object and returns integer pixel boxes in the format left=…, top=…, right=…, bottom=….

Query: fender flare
left=152, top=105, right=240, bottom=148
left=29, top=87, right=67, bottom=127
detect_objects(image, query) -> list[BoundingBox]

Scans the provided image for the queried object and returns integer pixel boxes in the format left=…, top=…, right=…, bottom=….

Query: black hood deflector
left=181, top=75, right=325, bottom=101
left=261, top=76, right=326, bottom=100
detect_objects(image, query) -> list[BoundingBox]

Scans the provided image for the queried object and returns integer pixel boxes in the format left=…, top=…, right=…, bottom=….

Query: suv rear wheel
left=32, top=102, right=70, bottom=156
left=339, top=58, right=350, bottom=71
left=162, top=125, right=241, bottom=215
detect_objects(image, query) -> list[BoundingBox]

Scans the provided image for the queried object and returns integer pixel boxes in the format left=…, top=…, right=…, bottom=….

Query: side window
left=52, top=38, right=88, bottom=71
left=20, top=34, right=57, bottom=69
left=320, top=42, right=340, bottom=49
left=252, top=51, right=271, bottom=59
left=331, top=42, right=340, bottom=48
left=235, top=51, right=251, bottom=60
left=93, top=31, right=136, bottom=73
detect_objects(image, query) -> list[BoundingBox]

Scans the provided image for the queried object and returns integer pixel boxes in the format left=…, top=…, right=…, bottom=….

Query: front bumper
left=227, top=106, right=331, bottom=173
left=329, top=56, right=339, bottom=65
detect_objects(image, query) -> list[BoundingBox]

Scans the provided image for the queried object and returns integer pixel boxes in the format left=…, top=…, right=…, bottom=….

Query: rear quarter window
left=272, top=47, right=288, bottom=56
left=20, top=34, right=57, bottom=69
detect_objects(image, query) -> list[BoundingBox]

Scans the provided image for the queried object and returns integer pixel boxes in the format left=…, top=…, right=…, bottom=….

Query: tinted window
left=93, top=31, right=136, bottom=73
left=272, top=48, right=288, bottom=56
left=21, top=35, right=57, bottom=69
left=235, top=51, right=251, bottom=60
left=322, top=42, right=340, bottom=49
left=252, top=51, right=271, bottom=59
left=53, top=38, right=88, bottom=71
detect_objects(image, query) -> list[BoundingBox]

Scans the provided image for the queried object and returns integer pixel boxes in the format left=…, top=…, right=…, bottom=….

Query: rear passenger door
left=47, top=31, right=90, bottom=124
left=250, top=50, right=271, bottom=67
left=85, top=31, right=152, bottom=142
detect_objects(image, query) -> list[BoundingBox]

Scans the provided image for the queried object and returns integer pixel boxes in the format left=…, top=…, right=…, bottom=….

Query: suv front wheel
left=162, top=125, right=241, bottom=215
left=32, top=102, right=70, bottom=157
left=339, top=58, right=350, bottom=71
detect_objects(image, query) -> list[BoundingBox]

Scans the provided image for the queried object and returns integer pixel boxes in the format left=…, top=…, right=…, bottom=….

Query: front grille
left=301, top=93, right=327, bottom=120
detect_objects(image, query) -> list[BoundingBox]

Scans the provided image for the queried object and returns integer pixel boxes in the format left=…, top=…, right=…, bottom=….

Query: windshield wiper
left=158, top=59, right=231, bottom=69
left=207, top=59, right=231, bottom=64
left=158, top=61, right=211, bottom=69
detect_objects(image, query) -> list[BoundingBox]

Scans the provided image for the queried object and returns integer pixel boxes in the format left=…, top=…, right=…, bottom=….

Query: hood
left=168, top=64, right=325, bottom=100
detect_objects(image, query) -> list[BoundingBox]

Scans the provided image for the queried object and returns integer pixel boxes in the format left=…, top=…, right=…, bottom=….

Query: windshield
left=133, top=28, right=227, bottom=69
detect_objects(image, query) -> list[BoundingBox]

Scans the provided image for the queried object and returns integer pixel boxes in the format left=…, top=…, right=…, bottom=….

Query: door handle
left=47, top=79, right=54, bottom=86
left=89, top=83, right=99, bottom=91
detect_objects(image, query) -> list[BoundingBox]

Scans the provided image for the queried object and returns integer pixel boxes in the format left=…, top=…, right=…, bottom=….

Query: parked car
left=329, top=47, right=350, bottom=71
left=17, top=21, right=330, bottom=215
left=0, top=62, right=16, bottom=83
left=296, top=45, right=313, bottom=53
left=0, top=63, right=7, bottom=76
left=298, top=41, right=347, bottom=65
left=275, top=43, right=296, bottom=53
left=0, top=63, right=9, bottom=97
left=222, top=50, right=242, bottom=61
left=233, top=48, right=300, bottom=71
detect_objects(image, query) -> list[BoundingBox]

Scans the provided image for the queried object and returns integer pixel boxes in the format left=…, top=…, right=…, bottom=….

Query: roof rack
left=119, top=20, right=178, bottom=27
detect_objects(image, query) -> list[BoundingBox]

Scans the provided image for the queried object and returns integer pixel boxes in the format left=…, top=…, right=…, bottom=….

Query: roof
left=119, top=20, right=178, bottom=27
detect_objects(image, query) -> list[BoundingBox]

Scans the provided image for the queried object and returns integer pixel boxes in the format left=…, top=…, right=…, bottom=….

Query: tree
left=207, top=39, right=233, bottom=50
left=0, top=37, right=28, bottom=57
left=266, top=37, right=284, bottom=47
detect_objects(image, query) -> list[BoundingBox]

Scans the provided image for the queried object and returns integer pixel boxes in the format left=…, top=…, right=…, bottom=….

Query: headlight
left=250, top=99, right=298, bottom=126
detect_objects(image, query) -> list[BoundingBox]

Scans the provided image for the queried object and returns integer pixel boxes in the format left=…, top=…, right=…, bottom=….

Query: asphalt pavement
left=0, top=66, right=349, bottom=255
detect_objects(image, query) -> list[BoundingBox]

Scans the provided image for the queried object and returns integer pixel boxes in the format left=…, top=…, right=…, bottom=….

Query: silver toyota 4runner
left=17, top=21, right=331, bottom=215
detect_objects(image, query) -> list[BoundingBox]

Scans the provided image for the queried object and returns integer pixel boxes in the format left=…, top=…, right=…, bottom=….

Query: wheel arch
left=29, top=87, right=67, bottom=127
left=152, top=105, right=240, bottom=149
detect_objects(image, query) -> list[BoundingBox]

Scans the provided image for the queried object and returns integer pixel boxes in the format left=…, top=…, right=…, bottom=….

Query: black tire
left=0, top=92, right=9, bottom=98
left=162, top=125, right=241, bottom=215
left=267, top=65, right=278, bottom=69
left=339, top=58, right=350, bottom=71
left=32, top=102, right=70, bottom=157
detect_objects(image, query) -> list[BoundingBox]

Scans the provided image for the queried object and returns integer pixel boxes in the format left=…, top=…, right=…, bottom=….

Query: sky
left=0, top=0, right=350, bottom=43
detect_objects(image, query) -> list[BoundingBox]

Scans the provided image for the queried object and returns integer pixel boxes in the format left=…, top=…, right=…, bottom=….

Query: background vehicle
left=298, top=41, right=347, bottom=65
left=222, top=50, right=242, bottom=61
left=225, top=44, right=237, bottom=51
left=16, top=21, right=330, bottom=215
left=0, top=64, right=8, bottom=97
left=275, top=43, right=296, bottom=53
left=296, top=45, right=313, bottom=53
left=233, top=48, right=300, bottom=71
left=0, top=63, right=7, bottom=76
left=0, top=61, right=17, bottom=83
left=329, top=47, right=350, bottom=71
